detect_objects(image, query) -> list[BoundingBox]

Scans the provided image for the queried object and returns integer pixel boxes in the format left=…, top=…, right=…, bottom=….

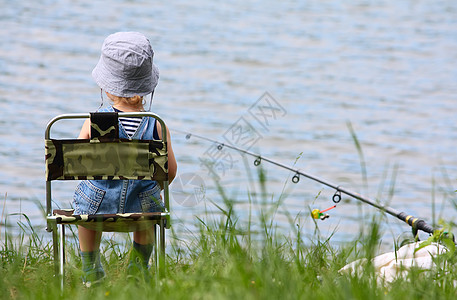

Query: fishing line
left=173, top=128, right=439, bottom=236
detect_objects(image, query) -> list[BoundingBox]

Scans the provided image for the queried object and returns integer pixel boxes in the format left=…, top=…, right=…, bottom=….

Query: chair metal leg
left=159, top=219, right=166, bottom=277
left=59, top=224, right=66, bottom=291
left=159, top=220, right=165, bottom=255
left=152, top=224, right=157, bottom=269
left=153, top=221, right=166, bottom=279
left=51, top=222, right=59, bottom=277
left=153, top=223, right=159, bottom=285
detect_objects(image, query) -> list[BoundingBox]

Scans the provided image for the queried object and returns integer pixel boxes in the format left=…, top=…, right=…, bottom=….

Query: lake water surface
left=1, top=0, right=456, bottom=247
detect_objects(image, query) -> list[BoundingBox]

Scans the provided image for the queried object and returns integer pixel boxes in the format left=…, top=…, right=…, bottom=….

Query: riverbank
left=1, top=184, right=456, bottom=299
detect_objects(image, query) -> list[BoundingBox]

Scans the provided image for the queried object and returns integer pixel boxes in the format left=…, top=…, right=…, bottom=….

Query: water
left=1, top=0, right=456, bottom=247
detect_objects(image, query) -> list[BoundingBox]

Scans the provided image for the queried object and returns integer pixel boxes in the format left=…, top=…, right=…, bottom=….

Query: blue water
left=1, top=0, right=456, bottom=247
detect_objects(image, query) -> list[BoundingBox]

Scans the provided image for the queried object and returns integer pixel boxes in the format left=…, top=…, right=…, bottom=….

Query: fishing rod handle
left=397, top=212, right=434, bottom=234
left=415, top=220, right=435, bottom=235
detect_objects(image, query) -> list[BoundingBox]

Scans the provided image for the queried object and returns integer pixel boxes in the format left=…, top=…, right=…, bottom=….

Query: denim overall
left=72, top=106, right=163, bottom=215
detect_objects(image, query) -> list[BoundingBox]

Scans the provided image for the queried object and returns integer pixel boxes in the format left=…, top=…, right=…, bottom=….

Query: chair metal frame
left=45, top=112, right=170, bottom=290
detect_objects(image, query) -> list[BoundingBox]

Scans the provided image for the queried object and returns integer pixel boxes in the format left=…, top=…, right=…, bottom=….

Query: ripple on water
left=0, top=0, right=456, bottom=243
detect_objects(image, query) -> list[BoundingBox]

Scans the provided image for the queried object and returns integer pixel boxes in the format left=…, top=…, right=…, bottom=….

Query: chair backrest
left=45, top=112, right=169, bottom=219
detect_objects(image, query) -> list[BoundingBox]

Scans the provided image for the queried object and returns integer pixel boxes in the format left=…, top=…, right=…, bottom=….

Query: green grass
left=1, top=171, right=457, bottom=300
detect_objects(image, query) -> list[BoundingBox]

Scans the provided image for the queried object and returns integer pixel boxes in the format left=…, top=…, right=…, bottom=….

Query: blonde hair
left=123, top=95, right=143, bottom=106
left=106, top=92, right=144, bottom=110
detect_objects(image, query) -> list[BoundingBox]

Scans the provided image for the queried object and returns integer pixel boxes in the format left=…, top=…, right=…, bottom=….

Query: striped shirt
left=113, top=108, right=160, bottom=139
left=113, top=108, right=141, bottom=138
left=120, top=116, right=142, bottom=137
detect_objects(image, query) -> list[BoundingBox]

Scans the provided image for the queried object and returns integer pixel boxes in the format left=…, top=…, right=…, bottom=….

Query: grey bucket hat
left=92, top=32, right=159, bottom=98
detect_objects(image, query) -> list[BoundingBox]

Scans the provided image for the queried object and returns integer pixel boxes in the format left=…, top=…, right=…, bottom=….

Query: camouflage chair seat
left=52, top=209, right=164, bottom=232
left=45, top=112, right=170, bottom=289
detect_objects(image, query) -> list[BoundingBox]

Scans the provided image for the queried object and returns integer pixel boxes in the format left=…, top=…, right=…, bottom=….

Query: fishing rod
left=172, top=128, right=438, bottom=236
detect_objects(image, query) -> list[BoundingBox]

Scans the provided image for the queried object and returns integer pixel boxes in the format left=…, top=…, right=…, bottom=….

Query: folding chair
left=45, top=111, right=170, bottom=289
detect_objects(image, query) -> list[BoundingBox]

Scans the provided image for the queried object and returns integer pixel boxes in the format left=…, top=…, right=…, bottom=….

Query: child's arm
left=78, top=119, right=91, bottom=139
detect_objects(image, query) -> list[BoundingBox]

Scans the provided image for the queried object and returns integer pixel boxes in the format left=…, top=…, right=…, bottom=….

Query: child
left=72, top=32, right=177, bottom=286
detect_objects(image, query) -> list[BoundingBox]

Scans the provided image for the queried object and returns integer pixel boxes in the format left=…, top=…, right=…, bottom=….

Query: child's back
left=73, top=31, right=177, bottom=287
